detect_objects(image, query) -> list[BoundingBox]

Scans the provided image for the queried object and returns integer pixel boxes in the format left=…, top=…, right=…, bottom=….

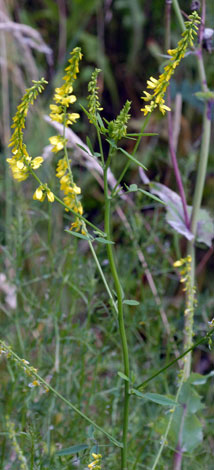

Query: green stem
left=136, top=327, right=214, bottom=390
left=185, top=101, right=211, bottom=378
left=0, top=341, right=122, bottom=448
left=28, top=166, right=105, bottom=235
left=103, top=157, right=130, bottom=470
left=172, top=0, right=185, bottom=32
left=172, top=0, right=211, bottom=381
left=151, top=376, right=184, bottom=470
left=88, top=239, right=118, bottom=316
left=97, top=128, right=105, bottom=167
left=112, top=114, right=151, bottom=195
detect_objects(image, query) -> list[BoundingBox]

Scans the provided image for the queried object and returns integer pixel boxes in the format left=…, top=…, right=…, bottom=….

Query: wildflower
left=33, top=185, right=54, bottom=203
left=49, top=136, right=65, bottom=153
left=49, top=47, right=85, bottom=234
left=173, top=258, right=185, bottom=267
left=28, top=379, right=40, bottom=388
left=7, top=78, right=47, bottom=181
left=87, top=68, right=103, bottom=124
left=174, top=255, right=197, bottom=351
left=141, top=12, right=200, bottom=115
left=108, top=100, right=131, bottom=141
left=88, top=453, right=102, bottom=470
left=6, top=417, right=28, bottom=470
left=49, top=47, right=82, bottom=128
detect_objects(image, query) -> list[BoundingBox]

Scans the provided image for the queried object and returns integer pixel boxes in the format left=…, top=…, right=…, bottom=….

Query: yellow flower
left=49, top=47, right=85, bottom=233
left=49, top=135, right=65, bottom=153
left=47, top=189, right=55, bottom=202
left=88, top=453, right=102, bottom=470
left=141, top=12, right=200, bottom=116
left=33, top=186, right=45, bottom=201
left=31, top=156, right=44, bottom=169
left=173, top=259, right=185, bottom=267
left=7, top=78, right=47, bottom=181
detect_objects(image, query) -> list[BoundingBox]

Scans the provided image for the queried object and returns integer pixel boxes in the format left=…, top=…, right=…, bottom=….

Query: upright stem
left=172, top=0, right=211, bottom=380
left=185, top=101, right=211, bottom=377
left=104, top=157, right=130, bottom=470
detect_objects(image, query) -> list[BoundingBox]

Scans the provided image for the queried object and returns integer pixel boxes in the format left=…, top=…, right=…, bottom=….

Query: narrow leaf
left=118, top=147, right=147, bottom=170
left=123, top=299, right=140, bottom=306
left=56, top=444, right=88, bottom=456
left=95, top=237, right=115, bottom=245
left=65, top=230, right=93, bottom=241
left=86, top=136, right=94, bottom=155
left=76, top=143, right=90, bottom=154
left=131, top=389, right=178, bottom=406
left=118, top=371, right=130, bottom=382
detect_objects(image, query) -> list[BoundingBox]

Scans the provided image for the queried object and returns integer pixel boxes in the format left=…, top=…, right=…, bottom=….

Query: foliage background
left=0, top=1, right=214, bottom=469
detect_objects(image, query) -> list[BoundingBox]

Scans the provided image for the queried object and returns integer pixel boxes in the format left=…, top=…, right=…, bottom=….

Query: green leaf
left=86, top=136, right=94, bottom=155
left=56, top=444, right=88, bottom=456
left=123, top=299, right=140, bottom=306
left=155, top=407, right=203, bottom=452
left=188, top=371, right=214, bottom=385
left=125, top=184, right=165, bottom=204
left=118, top=371, right=130, bottom=382
left=118, top=147, right=147, bottom=170
left=127, top=184, right=138, bottom=192
left=65, top=230, right=93, bottom=241
left=150, top=182, right=214, bottom=246
left=137, top=188, right=165, bottom=204
left=179, top=383, right=204, bottom=413
left=181, top=414, right=203, bottom=452
left=76, top=143, right=90, bottom=154
left=95, top=237, right=115, bottom=245
left=131, top=389, right=178, bottom=406
left=126, top=133, right=158, bottom=137
left=97, top=113, right=106, bottom=132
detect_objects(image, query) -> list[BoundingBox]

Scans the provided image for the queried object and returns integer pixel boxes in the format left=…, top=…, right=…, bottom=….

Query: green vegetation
left=0, top=2, right=214, bottom=470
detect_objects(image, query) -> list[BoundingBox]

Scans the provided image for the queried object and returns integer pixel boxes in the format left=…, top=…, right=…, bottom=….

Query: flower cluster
left=108, top=100, right=131, bottom=141
left=87, top=68, right=103, bottom=124
left=48, top=48, right=85, bottom=233
left=88, top=453, right=102, bottom=470
left=6, top=417, right=28, bottom=470
left=141, top=11, right=200, bottom=115
left=33, top=184, right=54, bottom=203
left=7, top=78, right=47, bottom=181
left=49, top=47, right=82, bottom=126
left=0, top=340, right=48, bottom=392
left=173, top=255, right=197, bottom=317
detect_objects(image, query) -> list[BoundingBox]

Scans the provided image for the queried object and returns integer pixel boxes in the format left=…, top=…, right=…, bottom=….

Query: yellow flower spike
left=7, top=78, right=47, bottom=182
left=141, top=12, right=200, bottom=115
left=49, top=47, right=85, bottom=233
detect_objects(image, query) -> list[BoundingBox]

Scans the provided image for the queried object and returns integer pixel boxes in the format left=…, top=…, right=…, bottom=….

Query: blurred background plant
left=0, top=1, right=214, bottom=469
